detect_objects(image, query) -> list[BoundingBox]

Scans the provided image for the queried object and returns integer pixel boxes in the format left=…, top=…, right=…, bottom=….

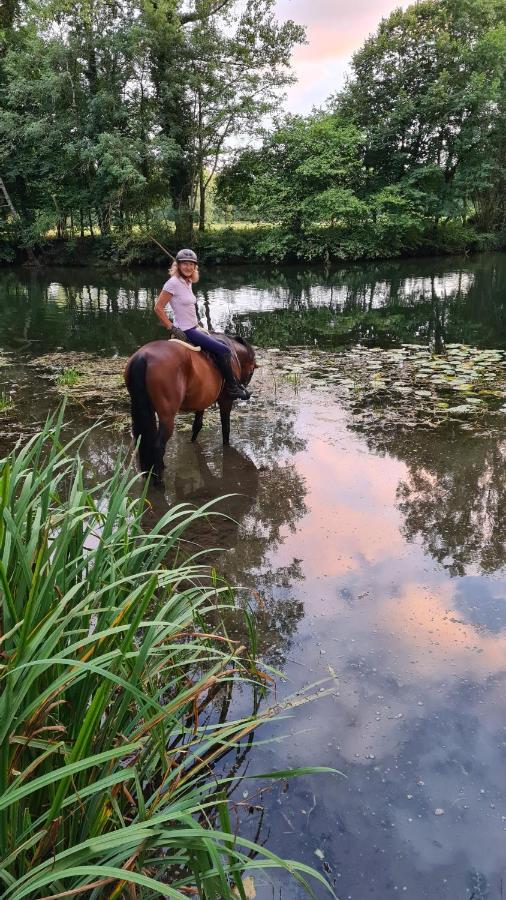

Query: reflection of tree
left=226, top=254, right=506, bottom=350
left=397, top=436, right=506, bottom=576
left=2, top=253, right=505, bottom=356
left=355, top=421, right=506, bottom=577
left=140, top=406, right=308, bottom=666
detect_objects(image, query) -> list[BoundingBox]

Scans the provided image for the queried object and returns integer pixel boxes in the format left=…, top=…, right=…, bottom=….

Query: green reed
left=0, top=409, right=335, bottom=899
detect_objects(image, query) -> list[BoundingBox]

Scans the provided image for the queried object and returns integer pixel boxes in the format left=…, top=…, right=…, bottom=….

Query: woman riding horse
left=154, top=248, right=250, bottom=401
left=125, top=249, right=256, bottom=477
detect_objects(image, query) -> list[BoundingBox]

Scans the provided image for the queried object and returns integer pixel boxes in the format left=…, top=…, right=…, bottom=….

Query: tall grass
left=0, top=410, right=335, bottom=899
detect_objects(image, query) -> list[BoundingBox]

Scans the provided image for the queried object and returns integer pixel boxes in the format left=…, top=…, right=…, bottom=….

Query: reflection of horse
left=142, top=443, right=259, bottom=555
left=124, top=334, right=256, bottom=476
left=174, top=444, right=259, bottom=550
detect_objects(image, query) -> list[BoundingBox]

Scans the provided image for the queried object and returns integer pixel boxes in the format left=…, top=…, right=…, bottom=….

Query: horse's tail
left=125, top=353, right=157, bottom=473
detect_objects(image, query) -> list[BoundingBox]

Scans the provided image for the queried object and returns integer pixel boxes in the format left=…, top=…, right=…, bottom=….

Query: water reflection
left=2, top=257, right=506, bottom=897
left=232, top=253, right=506, bottom=350
left=129, top=400, right=309, bottom=667
left=0, top=253, right=505, bottom=355
left=232, top=394, right=506, bottom=899
left=353, top=421, right=506, bottom=577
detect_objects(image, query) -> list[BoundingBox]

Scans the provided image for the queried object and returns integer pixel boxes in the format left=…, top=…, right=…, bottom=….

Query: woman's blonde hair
left=169, top=260, right=200, bottom=283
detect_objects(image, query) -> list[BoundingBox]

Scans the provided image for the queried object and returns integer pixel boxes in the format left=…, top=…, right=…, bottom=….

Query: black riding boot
left=214, top=351, right=250, bottom=401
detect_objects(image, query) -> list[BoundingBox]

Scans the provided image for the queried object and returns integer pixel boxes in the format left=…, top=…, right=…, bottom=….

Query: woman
left=154, top=248, right=250, bottom=401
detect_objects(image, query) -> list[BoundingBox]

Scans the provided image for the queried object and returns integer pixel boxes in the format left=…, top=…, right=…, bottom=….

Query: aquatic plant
left=267, top=343, right=506, bottom=433
left=0, top=410, right=335, bottom=899
left=56, top=367, right=81, bottom=387
left=0, top=391, right=14, bottom=412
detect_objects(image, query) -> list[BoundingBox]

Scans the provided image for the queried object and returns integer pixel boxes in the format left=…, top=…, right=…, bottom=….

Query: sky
left=274, top=0, right=411, bottom=114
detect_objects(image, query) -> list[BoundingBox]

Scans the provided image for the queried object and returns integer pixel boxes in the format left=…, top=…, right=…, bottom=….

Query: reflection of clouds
left=268, top=560, right=506, bottom=888
left=281, top=433, right=408, bottom=577
left=382, top=582, right=506, bottom=679
left=453, top=577, right=506, bottom=634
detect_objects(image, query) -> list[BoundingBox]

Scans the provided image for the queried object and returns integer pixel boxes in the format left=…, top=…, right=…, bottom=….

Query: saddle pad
left=168, top=339, right=201, bottom=351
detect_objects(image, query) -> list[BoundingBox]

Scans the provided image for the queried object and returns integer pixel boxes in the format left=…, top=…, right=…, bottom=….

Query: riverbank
left=2, top=220, right=505, bottom=268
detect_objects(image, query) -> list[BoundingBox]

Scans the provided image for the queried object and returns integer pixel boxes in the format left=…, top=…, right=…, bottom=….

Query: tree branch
left=180, top=0, right=233, bottom=25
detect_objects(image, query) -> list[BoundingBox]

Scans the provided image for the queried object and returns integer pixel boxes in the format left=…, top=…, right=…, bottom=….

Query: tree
left=142, top=0, right=304, bottom=241
left=217, top=112, right=367, bottom=232
left=186, top=4, right=304, bottom=231
left=0, top=0, right=304, bottom=246
left=339, top=0, right=506, bottom=224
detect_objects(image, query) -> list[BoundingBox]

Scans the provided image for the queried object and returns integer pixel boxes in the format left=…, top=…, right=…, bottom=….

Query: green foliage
left=56, top=367, right=80, bottom=387
left=0, top=390, right=14, bottom=411
left=217, top=113, right=366, bottom=232
left=2, top=0, right=504, bottom=264
left=0, top=0, right=304, bottom=249
left=215, top=0, right=506, bottom=263
left=340, top=0, right=506, bottom=228
left=0, top=410, right=336, bottom=898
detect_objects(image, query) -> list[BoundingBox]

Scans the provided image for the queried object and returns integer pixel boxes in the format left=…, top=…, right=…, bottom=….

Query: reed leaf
left=0, top=412, right=336, bottom=898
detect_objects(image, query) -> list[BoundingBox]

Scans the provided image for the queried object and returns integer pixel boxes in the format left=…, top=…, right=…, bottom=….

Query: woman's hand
left=168, top=326, right=190, bottom=342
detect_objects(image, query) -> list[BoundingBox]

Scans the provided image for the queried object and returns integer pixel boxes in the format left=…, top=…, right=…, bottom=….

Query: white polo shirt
left=162, top=275, right=198, bottom=330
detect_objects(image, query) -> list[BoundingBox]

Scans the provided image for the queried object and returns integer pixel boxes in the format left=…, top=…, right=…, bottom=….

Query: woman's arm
left=154, top=290, right=174, bottom=329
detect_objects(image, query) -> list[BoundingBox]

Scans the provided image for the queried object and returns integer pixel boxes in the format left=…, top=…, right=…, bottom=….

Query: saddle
left=169, top=338, right=201, bottom=351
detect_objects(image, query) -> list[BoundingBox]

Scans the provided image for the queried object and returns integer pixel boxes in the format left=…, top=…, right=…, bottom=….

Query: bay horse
left=124, top=334, right=256, bottom=477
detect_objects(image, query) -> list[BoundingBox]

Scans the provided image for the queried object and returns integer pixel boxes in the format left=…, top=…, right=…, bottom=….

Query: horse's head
left=233, top=335, right=256, bottom=387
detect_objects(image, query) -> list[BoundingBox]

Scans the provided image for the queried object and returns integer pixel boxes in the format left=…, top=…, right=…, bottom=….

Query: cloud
left=275, top=0, right=411, bottom=112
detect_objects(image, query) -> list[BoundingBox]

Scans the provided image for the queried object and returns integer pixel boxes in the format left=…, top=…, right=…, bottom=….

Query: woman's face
left=179, top=261, right=196, bottom=278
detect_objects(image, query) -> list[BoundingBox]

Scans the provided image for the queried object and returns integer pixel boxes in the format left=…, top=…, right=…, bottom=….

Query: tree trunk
left=197, top=91, right=205, bottom=232
left=79, top=208, right=85, bottom=238
left=174, top=198, right=193, bottom=246
left=199, top=165, right=205, bottom=232
left=0, top=177, right=40, bottom=265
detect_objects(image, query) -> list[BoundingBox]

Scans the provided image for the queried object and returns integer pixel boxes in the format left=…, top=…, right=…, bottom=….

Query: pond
left=1, top=252, right=506, bottom=899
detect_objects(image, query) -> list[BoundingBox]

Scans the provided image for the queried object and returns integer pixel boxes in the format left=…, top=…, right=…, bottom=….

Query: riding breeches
left=183, top=328, right=229, bottom=356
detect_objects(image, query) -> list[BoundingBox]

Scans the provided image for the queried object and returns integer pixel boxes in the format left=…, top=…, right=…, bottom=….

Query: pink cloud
left=275, top=0, right=411, bottom=111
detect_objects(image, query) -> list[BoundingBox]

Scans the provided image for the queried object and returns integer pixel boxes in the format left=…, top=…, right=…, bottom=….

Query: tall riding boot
left=214, top=351, right=250, bottom=401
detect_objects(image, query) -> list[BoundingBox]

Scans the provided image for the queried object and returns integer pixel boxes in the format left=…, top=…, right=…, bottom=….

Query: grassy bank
left=0, top=410, right=335, bottom=899
left=1, top=221, right=505, bottom=268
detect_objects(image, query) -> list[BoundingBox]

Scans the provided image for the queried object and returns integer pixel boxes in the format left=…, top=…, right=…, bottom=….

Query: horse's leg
left=149, top=405, right=176, bottom=481
left=153, top=417, right=173, bottom=478
left=191, top=411, right=204, bottom=443
left=218, top=397, right=233, bottom=446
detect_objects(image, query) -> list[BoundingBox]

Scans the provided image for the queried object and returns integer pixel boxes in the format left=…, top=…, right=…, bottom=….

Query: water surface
left=1, top=255, right=505, bottom=898
left=0, top=252, right=505, bottom=354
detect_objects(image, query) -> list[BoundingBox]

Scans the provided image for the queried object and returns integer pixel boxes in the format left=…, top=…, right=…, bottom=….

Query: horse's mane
left=233, top=334, right=254, bottom=357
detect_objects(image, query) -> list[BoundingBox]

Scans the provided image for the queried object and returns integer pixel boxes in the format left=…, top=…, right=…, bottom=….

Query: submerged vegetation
left=0, top=390, right=13, bottom=412
left=266, top=344, right=506, bottom=434
left=0, top=412, right=336, bottom=899
left=56, top=367, right=81, bottom=388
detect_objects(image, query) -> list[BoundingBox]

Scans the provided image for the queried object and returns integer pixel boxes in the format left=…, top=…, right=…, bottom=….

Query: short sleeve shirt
left=162, top=275, right=198, bottom=330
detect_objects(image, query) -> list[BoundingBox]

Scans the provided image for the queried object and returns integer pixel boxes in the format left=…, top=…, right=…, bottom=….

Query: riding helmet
left=176, top=248, right=198, bottom=263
